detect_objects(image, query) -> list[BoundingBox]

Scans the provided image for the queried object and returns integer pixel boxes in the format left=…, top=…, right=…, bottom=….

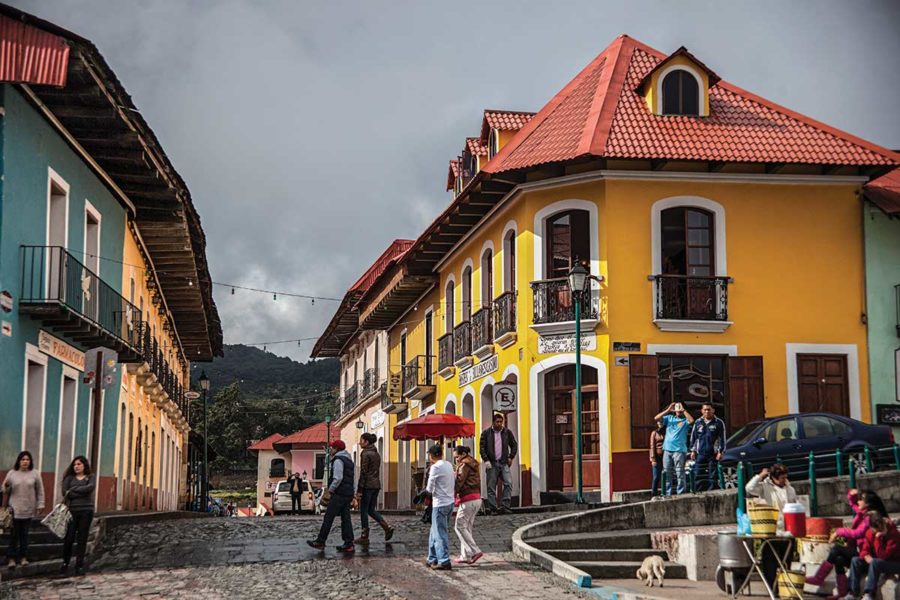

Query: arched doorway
left=461, top=393, right=475, bottom=449
left=544, top=364, right=600, bottom=491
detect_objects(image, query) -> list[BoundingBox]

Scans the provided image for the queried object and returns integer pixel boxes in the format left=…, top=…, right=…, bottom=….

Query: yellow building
left=316, top=36, right=898, bottom=505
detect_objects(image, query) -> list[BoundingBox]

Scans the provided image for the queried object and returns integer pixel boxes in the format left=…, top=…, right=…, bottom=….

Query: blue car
left=719, top=412, right=893, bottom=488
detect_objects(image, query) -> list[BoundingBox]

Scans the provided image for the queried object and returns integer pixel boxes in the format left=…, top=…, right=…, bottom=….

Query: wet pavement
left=1, top=512, right=590, bottom=599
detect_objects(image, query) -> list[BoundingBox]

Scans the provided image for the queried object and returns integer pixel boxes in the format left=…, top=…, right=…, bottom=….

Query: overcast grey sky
left=13, top=1, right=900, bottom=361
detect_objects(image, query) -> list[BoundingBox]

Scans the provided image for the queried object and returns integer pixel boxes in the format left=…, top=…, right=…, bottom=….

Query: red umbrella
left=392, top=413, right=475, bottom=441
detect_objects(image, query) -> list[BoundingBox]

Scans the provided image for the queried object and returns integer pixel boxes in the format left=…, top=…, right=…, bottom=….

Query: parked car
left=719, top=412, right=893, bottom=488
left=272, top=479, right=318, bottom=515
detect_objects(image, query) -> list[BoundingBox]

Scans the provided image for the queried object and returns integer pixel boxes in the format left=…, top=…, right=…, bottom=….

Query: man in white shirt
left=425, top=444, right=455, bottom=570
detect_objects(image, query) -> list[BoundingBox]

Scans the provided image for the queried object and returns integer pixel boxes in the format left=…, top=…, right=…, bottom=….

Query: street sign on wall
left=492, top=384, right=517, bottom=413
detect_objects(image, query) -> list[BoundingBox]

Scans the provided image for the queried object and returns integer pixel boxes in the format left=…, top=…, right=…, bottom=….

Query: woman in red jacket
left=846, top=513, right=900, bottom=600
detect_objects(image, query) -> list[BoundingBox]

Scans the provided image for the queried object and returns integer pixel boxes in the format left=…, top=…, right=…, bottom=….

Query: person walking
left=306, top=440, right=356, bottom=553
left=60, top=456, right=95, bottom=576
left=649, top=420, right=665, bottom=497
left=425, top=444, right=455, bottom=570
left=846, top=512, right=900, bottom=600
left=354, top=433, right=394, bottom=545
left=478, top=413, right=517, bottom=514
left=653, top=402, right=694, bottom=496
left=287, top=472, right=303, bottom=515
left=452, top=445, right=483, bottom=565
left=807, top=489, right=889, bottom=599
left=689, top=403, right=726, bottom=491
left=2, top=451, right=44, bottom=570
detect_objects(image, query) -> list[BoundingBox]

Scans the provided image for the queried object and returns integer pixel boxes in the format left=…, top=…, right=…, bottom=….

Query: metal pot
left=718, top=532, right=753, bottom=569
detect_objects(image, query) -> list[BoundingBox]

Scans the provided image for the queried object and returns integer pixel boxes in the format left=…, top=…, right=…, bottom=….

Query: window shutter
left=728, top=356, right=765, bottom=430
left=629, top=355, right=659, bottom=449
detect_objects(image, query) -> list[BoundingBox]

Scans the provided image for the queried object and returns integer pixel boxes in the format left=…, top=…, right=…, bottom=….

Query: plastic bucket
left=748, top=504, right=779, bottom=536
left=798, top=538, right=832, bottom=564
left=806, top=517, right=843, bottom=540
left=783, top=503, right=806, bottom=538
left=777, top=569, right=805, bottom=599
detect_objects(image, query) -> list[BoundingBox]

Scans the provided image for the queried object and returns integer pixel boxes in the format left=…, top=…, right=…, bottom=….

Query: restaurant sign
left=459, top=354, right=499, bottom=386
left=38, top=330, right=85, bottom=371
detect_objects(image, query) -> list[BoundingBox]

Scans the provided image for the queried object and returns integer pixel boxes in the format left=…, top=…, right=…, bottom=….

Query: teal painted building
left=863, top=170, right=900, bottom=434
left=0, top=82, right=128, bottom=508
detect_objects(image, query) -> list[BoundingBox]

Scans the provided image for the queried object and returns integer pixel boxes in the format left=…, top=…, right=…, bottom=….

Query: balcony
left=530, top=277, right=600, bottom=336
left=651, top=274, right=733, bottom=332
left=125, top=325, right=189, bottom=430
left=493, top=291, right=517, bottom=348
left=361, top=368, right=379, bottom=400
left=342, top=382, right=359, bottom=415
left=402, top=355, right=435, bottom=400
left=453, top=321, right=472, bottom=368
left=380, top=380, right=407, bottom=414
left=471, top=307, right=494, bottom=360
left=19, top=245, right=142, bottom=361
left=437, top=333, right=454, bottom=379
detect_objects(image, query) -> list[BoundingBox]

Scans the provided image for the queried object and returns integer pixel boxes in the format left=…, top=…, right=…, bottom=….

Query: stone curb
left=512, top=515, right=593, bottom=588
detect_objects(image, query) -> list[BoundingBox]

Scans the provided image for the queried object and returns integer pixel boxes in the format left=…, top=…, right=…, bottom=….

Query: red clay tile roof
left=864, top=168, right=900, bottom=214
left=446, top=158, right=460, bottom=191
left=275, top=422, right=341, bottom=449
left=484, top=35, right=897, bottom=174
left=349, top=239, right=414, bottom=293
left=480, top=110, right=535, bottom=142
left=247, top=433, right=284, bottom=452
left=466, top=137, right=488, bottom=157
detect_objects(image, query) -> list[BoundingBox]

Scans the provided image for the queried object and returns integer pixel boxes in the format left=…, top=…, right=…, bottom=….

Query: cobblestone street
left=1, top=513, right=590, bottom=599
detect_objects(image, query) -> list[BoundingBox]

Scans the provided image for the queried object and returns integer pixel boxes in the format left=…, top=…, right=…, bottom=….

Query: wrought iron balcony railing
left=471, top=307, right=492, bottom=351
left=438, top=333, right=454, bottom=371
left=452, top=321, right=472, bottom=360
left=493, top=291, right=516, bottom=339
left=402, top=355, right=434, bottom=397
left=20, top=245, right=142, bottom=359
left=342, top=382, right=359, bottom=414
left=362, top=368, right=378, bottom=399
left=530, top=277, right=599, bottom=324
left=652, top=274, right=731, bottom=321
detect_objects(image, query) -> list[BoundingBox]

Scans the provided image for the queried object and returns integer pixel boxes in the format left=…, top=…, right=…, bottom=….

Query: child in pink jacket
left=807, top=489, right=888, bottom=599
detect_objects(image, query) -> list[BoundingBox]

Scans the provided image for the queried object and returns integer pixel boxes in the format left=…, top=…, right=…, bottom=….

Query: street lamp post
left=567, top=263, right=591, bottom=505
left=324, top=415, right=332, bottom=488
left=199, top=370, right=210, bottom=512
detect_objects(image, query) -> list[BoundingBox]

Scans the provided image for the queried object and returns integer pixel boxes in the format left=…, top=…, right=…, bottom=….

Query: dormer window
left=488, top=128, right=499, bottom=159
left=662, top=69, right=699, bottom=116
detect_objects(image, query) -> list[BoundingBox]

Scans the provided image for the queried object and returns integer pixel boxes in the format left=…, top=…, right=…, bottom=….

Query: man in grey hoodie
left=306, top=440, right=356, bottom=553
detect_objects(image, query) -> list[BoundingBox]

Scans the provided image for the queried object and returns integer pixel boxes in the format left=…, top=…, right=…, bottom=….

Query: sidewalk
left=583, top=578, right=724, bottom=600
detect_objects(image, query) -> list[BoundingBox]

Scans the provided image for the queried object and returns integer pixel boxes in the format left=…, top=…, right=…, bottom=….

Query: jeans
left=485, top=463, right=512, bottom=510
left=427, top=504, right=453, bottom=566
left=827, top=543, right=857, bottom=574
left=291, top=492, right=302, bottom=514
left=692, top=454, right=719, bottom=492
left=455, top=499, right=482, bottom=560
left=650, top=461, right=662, bottom=496
left=63, top=510, right=94, bottom=567
left=849, top=556, right=900, bottom=594
left=359, top=488, right=384, bottom=529
left=662, top=451, right=686, bottom=495
left=315, top=493, right=354, bottom=545
left=7, top=518, right=30, bottom=561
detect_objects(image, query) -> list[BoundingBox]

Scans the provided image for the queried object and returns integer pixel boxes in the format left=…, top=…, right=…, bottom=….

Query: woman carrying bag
left=60, top=456, right=95, bottom=576
left=452, top=445, right=483, bottom=565
left=2, top=450, right=45, bottom=570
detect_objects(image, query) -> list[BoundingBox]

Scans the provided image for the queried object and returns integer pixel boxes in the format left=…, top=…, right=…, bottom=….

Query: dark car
left=719, top=412, right=893, bottom=488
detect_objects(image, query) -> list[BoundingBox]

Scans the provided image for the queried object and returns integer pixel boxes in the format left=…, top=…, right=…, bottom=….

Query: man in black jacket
left=306, top=440, right=356, bottom=553
left=479, top=413, right=518, bottom=514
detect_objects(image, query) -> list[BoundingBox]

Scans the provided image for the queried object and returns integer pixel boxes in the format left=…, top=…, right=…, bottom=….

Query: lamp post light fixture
left=324, top=415, right=332, bottom=488
left=567, top=262, right=596, bottom=505
left=199, top=370, right=210, bottom=512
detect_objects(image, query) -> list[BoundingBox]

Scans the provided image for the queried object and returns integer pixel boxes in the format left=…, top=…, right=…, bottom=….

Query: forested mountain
left=191, top=345, right=340, bottom=470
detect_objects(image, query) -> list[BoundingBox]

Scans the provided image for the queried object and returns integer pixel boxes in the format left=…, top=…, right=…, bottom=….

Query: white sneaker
left=838, top=594, right=856, bottom=600
left=861, top=594, right=874, bottom=600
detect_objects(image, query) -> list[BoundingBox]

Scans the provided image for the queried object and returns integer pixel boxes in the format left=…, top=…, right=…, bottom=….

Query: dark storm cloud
left=11, top=1, right=900, bottom=360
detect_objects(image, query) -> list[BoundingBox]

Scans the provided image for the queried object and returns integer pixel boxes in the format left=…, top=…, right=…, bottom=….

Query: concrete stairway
left=0, top=521, right=65, bottom=580
left=527, top=530, right=687, bottom=581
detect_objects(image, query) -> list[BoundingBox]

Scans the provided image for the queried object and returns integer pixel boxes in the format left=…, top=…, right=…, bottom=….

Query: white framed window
left=480, top=242, right=494, bottom=307
left=23, top=344, right=49, bottom=471
left=655, top=65, right=706, bottom=117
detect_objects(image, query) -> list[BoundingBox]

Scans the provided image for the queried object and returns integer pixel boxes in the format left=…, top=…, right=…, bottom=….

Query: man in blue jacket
left=690, top=403, right=726, bottom=491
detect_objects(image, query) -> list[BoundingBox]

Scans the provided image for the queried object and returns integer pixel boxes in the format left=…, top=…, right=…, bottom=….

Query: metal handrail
left=530, top=277, right=599, bottom=324
left=438, top=333, right=454, bottom=371
left=493, top=291, right=516, bottom=339
left=453, top=321, right=472, bottom=360
left=651, top=273, right=731, bottom=321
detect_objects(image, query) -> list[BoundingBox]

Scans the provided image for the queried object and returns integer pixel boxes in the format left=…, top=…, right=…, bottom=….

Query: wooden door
left=797, top=354, right=849, bottom=416
left=545, top=365, right=598, bottom=491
